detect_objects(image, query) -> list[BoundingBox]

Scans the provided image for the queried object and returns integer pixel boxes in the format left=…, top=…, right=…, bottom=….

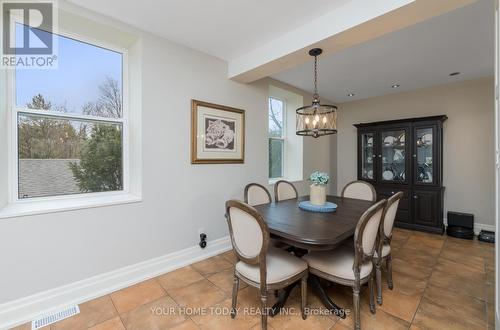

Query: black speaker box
left=478, top=230, right=495, bottom=243
left=448, top=211, right=474, bottom=228
left=447, top=211, right=474, bottom=239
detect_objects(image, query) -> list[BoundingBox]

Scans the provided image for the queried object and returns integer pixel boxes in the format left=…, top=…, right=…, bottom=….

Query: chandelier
left=296, top=48, right=337, bottom=138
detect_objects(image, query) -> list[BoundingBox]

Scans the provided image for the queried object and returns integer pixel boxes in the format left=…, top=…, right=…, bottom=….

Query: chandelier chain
left=314, top=55, right=318, bottom=96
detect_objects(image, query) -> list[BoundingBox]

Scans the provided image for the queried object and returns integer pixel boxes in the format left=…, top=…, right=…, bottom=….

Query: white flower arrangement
left=308, top=171, right=330, bottom=186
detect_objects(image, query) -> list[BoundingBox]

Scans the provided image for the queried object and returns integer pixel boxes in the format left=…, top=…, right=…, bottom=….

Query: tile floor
left=13, top=228, right=495, bottom=330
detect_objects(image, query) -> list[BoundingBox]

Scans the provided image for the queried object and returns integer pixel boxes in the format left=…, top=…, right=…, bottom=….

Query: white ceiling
left=67, top=0, right=352, bottom=61
left=272, top=0, right=495, bottom=103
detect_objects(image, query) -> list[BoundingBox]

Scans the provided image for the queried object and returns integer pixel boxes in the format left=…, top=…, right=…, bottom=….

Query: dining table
left=252, top=194, right=375, bottom=318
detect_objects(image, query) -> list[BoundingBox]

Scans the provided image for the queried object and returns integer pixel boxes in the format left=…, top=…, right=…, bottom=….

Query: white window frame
left=268, top=96, right=286, bottom=180
left=3, top=26, right=138, bottom=216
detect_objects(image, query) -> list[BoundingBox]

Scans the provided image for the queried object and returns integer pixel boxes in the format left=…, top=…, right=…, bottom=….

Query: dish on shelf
left=367, top=137, right=373, bottom=146
left=382, top=169, right=394, bottom=180
left=393, top=149, right=404, bottom=162
left=383, top=136, right=397, bottom=145
left=398, top=133, right=405, bottom=144
left=364, top=170, right=373, bottom=179
left=424, top=171, right=433, bottom=183
left=422, top=133, right=432, bottom=145
left=417, top=165, right=433, bottom=182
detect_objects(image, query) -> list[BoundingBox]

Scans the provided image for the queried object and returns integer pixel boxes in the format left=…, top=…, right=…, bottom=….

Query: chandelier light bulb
left=322, top=116, right=327, bottom=124
left=315, top=114, right=320, bottom=122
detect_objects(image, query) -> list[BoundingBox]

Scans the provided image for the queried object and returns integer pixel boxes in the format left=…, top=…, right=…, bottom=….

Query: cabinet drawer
left=376, top=187, right=410, bottom=210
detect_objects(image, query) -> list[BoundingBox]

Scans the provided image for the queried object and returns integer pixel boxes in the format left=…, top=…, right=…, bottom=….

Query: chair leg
left=353, top=285, right=361, bottom=330
left=375, top=258, right=383, bottom=305
left=261, top=291, right=268, bottom=330
left=301, top=275, right=308, bottom=320
left=231, top=273, right=239, bottom=319
left=386, top=254, right=394, bottom=290
left=369, top=272, right=376, bottom=314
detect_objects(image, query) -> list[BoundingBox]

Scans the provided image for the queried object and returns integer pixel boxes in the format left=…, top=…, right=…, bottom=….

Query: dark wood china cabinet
left=354, top=115, right=447, bottom=234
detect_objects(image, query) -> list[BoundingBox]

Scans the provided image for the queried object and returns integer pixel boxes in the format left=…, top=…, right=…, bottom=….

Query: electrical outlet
left=199, top=231, right=207, bottom=249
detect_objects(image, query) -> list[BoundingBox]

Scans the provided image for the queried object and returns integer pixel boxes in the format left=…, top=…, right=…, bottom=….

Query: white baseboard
left=0, top=236, right=232, bottom=329
left=443, top=218, right=496, bottom=235
left=473, top=223, right=496, bottom=235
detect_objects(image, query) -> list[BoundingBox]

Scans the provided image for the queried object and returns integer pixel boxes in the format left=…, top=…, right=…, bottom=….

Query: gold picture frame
left=191, top=100, right=245, bottom=164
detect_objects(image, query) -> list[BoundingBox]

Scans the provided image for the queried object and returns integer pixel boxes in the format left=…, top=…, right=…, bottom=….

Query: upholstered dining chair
left=341, top=180, right=377, bottom=202
left=225, top=200, right=309, bottom=329
left=303, top=199, right=387, bottom=330
left=374, top=191, right=403, bottom=305
left=274, top=180, right=298, bottom=202
left=244, top=183, right=272, bottom=206
left=244, top=183, right=290, bottom=251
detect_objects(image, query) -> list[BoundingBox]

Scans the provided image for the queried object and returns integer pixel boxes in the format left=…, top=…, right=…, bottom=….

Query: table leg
left=309, top=275, right=346, bottom=318
left=270, top=276, right=346, bottom=318
left=270, top=247, right=307, bottom=317
left=270, top=283, right=297, bottom=317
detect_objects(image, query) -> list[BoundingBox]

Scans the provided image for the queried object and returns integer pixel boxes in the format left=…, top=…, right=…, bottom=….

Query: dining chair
left=225, top=200, right=309, bottom=329
left=341, top=180, right=377, bottom=202
left=274, top=180, right=298, bottom=202
left=244, top=183, right=272, bottom=206
left=374, top=191, right=403, bottom=305
left=303, top=199, right=387, bottom=330
left=244, top=183, right=290, bottom=252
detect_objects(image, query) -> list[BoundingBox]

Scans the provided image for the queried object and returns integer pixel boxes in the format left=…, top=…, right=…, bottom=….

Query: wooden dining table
left=252, top=194, right=375, bottom=317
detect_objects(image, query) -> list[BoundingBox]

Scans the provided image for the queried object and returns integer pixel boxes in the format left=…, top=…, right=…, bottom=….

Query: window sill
left=268, top=177, right=304, bottom=185
left=0, top=193, right=142, bottom=219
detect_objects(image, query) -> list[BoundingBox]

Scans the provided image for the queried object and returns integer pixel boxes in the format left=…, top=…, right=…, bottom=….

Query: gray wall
left=335, top=77, right=495, bottom=226
left=0, top=20, right=332, bottom=304
left=0, top=71, right=7, bottom=210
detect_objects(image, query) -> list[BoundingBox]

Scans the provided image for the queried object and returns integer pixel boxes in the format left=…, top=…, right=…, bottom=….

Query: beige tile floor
left=13, top=228, right=495, bottom=330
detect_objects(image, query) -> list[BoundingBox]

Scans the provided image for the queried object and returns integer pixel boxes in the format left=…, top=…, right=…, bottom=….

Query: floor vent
left=31, top=305, right=80, bottom=329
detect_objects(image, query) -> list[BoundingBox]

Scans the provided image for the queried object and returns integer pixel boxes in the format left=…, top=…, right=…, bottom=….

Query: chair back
left=244, top=183, right=272, bottom=206
left=274, top=180, right=298, bottom=202
left=225, top=200, right=269, bottom=265
left=353, top=199, right=387, bottom=269
left=381, top=192, right=403, bottom=240
left=342, top=180, right=377, bottom=202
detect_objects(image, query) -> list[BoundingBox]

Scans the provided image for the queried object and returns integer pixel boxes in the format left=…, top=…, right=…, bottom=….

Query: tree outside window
left=14, top=30, right=125, bottom=199
left=269, top=97, right=285, bottom=179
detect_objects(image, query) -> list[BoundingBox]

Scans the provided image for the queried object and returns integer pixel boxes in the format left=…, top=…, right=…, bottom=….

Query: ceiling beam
left=228, top=0, right=478, bottom=83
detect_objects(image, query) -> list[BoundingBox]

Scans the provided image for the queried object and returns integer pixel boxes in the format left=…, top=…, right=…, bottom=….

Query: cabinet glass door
left=360, top=132, right=375, bottom=181
left=380, top=129, right=407, bottom=183
left=414, top=127, right=435, bottom=184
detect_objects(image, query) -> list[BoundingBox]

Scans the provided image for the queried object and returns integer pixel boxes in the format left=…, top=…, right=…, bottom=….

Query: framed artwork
left=191, top=99, right=245, bottom=164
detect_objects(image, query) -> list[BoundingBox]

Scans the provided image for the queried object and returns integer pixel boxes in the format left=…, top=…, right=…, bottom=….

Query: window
left=268, top=86, right=303, bottom=183
left=268, top=97, right=285, bottom=179
left=11, top=28, right=126, bottom=200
